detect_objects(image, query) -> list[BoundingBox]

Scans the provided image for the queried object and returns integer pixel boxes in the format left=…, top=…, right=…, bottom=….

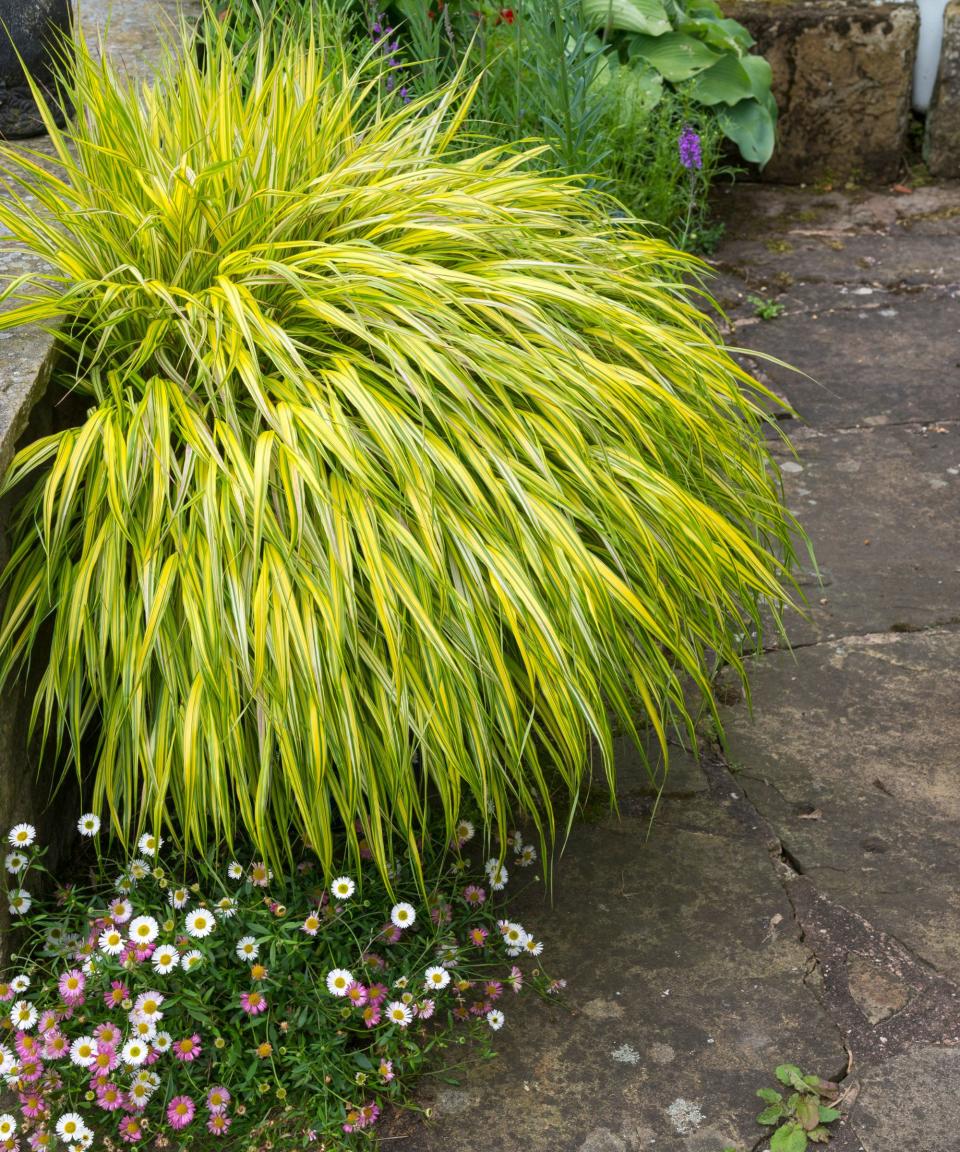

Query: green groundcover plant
left=0, top=24, right=800, bottom=882
left=2, top=816, right=557, bottom=1149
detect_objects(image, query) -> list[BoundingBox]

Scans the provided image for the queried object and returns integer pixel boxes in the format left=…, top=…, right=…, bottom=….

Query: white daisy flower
left=390, top=902, right=416, bottom=929
left=214, top=896, right=236, bottom=918
left=81, top=957, right=97, bottom=976
left=455, top=818, right=475, bottom=844
left=248, top=862, right=272, bottom=887
left=181, top=948, right=203, bottom=971
left=152, top=944, right=180, bottom=974
left=130, top=1016, right=157, bottom=1042
left=56, top=1112, right=86, bottom=1141
left=121, top=1038, right=149, bottom=1066
left=4, top=851, right=27, bottom=873
left=114, top=875, right=133, bottom=894
left=137, top=832, right=162, bottom=856
left=8, top=889, right=31, bottom=915
left=128, top=915, right=159, bottom=944
left=10, top=1000, right=36, bottom=1030
left=108, top=898, right=133, bottom=923
left=302, top=912, right=321, bottom=936
left=486, top=1008, right=505, bottom=1030
left=132, top=991, right=164, bottom=1022
left=99, top=927, right=125, bottom=955
left=45, top=925, right=67, bottom=949
left=77, top=813, right=100, bottom=837
left=0, top=1113, right=15, bottom=1139
left=153, top=1030, right=172, bottom=1053
left=424, top=966, right=451, bottom=991
left=501, top=922, right=527, bottom=950
left=69, top=1036, right=97, bottom=1067
left=385, top=1000, right=414, bottom=1027
left=0, top=1045, right=15, bottom=1076
left=523, top=937, right=544, bottom=956
left=76, top=1131, right=94, bottom=1150
left=331, top=876, right=355, bottom=901
left=167, top=887, right=190, bottom=910
left=185, top=909, right=214, bottom=938
left=236, top=935, right=259, bottom=961
left=128, top=858, right=151, bottom=881
left=10, top=975, right=29, bottom=994
left=488, top=863, right=508, bottom=891
left=7, top=824, right=36, bottom=848
left=517, top=843, right=538, bottom=866
left=325, top=968, right=354, bottom=997
left=227, top=861, right=244, bottom=880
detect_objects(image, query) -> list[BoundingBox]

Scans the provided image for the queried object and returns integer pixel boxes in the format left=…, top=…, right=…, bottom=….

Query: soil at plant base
left=387, top=182, right=960, bottom=1151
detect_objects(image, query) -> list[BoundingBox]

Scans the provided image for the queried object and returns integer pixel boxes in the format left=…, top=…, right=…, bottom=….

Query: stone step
left=722, top=0, right=920, bottom=182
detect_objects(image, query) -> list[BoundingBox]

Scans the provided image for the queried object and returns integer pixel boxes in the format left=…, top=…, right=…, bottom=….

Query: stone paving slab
left=721, top=630, right=960, bottom=984
left=768, top=423, right=960, bottom=644
left=391, top=815, right=846, bottom=1152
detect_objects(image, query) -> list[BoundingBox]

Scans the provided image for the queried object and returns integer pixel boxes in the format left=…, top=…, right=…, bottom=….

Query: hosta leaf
left=717, top=97, right=777, bottom=165
left=687, top=53, right=754, bottom=106
left=741, top=53, right=774, bottom=101
left=627, top=31, right=722, bottom=81
left=677, top=15, right=754, bottom=53
left=581, top=0, right=672, bottom=35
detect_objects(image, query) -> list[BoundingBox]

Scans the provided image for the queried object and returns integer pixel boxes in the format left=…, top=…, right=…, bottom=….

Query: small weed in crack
left=721, top=1063, right=843, bottom=1152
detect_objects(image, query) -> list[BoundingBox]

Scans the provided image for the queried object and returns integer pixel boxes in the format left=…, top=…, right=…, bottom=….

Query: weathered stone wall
left=722, top=1, right=920, bottom=183
left=0, top=0, right=72, bottom=138
left=925, top=0, right=960, bottom=176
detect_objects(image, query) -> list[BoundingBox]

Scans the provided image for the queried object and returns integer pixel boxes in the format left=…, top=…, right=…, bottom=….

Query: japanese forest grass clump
left=0, top=24, right=801, bottom=883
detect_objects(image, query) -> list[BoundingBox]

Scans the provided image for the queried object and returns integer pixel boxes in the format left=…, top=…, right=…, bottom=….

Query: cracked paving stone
left=721, top=629, right=960, bottom=984
left=385, top=815, right=845, bottom=1152
left=854, top=1046, right=960, bottom=1152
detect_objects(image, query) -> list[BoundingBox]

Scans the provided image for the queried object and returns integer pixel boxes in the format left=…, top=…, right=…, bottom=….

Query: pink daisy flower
left=207, top=1113, right=232, bottom=1136
left=58, top=969, right=85, bottom=1006
left=94, top=1022, right=121, bottom=1047
left=380, top=924, right=402, bottom=944
left=18, top=1089, right=45, bottom=1118
left=484, top=980, right=503, bottom=1001
left=96, top=1082, right=125, bottom=1111
left=417, top=998, right=435, bottom=1020
left=462, top=884, right=486, bottom=905
left=377, top=1058, right=394, bottom=1082
left=104, top=981, right=129, bottom=1009
left=345, top=982, right=368, bottom=1007
left=0, top=983, right=12, bottom=1002
left=469, top=927, right=489, bottom=947
left=118, top=1117, right=142, bottom=1144
left=362, top=952, right=386, bottom=971
left=167, top=1094, right=195, bottom=1129
left=508, top=965, right=524, bottom=993
left=240, top=990, right=267, bottom=1016
left=15, top=1032, right=40, bottom=1060
left=173, top=1034, right=202, bottom=1062
left=42, top=1031, right=68, bottom=1060
left=90, top=1045, right=118, bottom=1074
left=18, top=1057, right=44, bottom=1083
left=206, top=1086, right=230, bottom=1114
left=367, top=982, right=389, bottom=1005
left=37, top=1011, right=59, bottom=1034
left=361, top=1004, right=381, bottom=1029
left=28, top=1131, right=54, bottom=1150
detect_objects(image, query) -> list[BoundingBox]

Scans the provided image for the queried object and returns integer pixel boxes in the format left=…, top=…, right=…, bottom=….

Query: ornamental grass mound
left=0, top=21, right=799, bottom=880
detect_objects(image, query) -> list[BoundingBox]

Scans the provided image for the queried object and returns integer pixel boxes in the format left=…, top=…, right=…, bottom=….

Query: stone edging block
left=721, top=0, right=920, bottom=183
left=925, top=0, right=960, bottom=176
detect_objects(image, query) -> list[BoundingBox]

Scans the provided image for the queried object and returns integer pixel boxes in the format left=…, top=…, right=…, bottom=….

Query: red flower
left=498, top=8, right=515, bottom=23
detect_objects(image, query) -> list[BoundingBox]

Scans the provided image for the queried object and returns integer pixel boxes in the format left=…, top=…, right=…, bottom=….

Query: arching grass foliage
left=0, top=22, right=800, bottom=881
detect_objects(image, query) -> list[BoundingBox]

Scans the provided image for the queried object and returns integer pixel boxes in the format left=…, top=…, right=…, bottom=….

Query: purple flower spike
left=678, top=126, right=703, bottom=171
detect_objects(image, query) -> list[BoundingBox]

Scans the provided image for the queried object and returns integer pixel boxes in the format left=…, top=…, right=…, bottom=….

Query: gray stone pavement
left=391, top=185, right=960, bottom=1150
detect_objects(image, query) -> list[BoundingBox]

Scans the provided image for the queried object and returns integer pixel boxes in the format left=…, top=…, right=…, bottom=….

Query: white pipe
left=915, top=0, right=950, bottom=111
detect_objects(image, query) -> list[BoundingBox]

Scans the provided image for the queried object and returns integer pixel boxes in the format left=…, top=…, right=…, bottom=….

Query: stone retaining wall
left=723, top=0, right=920, bottom=182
